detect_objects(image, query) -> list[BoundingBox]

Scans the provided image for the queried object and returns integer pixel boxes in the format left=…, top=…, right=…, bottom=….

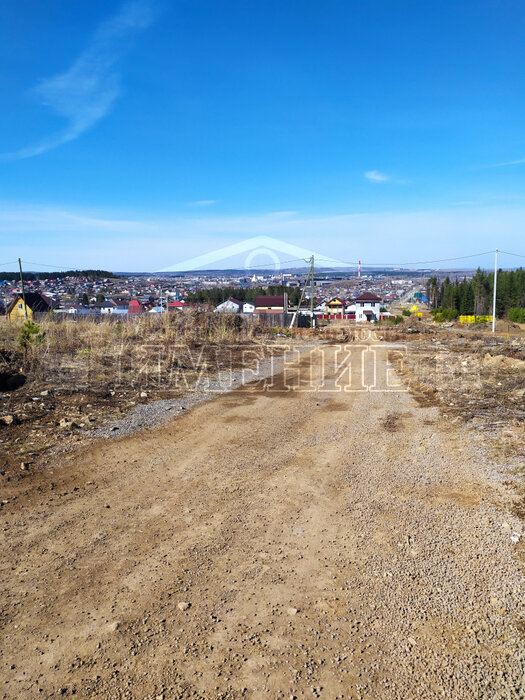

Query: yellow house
left=326, top=297, right=345, bottom=317
left=6, top=293, right=53, bottom=321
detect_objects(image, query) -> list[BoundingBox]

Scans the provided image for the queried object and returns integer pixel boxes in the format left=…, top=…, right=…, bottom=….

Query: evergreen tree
left=426, top=267, right=524, bottom=318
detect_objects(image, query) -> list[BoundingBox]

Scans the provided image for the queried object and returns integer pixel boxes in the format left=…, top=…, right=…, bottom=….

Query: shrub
left=18, top=320, right=45, bottom=349
left=433, top=308, right=457, bottom=322
left=508, top=307, right=525, bottom=323
left=402, top=309, right=411, bottom=317
left=441, top=308, right=458, bottom=320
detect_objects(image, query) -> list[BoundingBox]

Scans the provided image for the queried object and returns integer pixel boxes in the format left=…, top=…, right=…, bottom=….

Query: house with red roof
left=128, top=299, right=143, bottom=315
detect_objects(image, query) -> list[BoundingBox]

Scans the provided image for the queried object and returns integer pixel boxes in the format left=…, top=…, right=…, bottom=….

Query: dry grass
left=0, top=312, right=279, bottom=471
left=390, top=332, right=525, bottom=519
left=1, top=311, right=270, bottom=389
left=3, top=310, right=264, bottom=353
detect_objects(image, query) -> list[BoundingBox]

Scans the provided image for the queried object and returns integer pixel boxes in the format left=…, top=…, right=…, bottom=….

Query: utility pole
left=310, top=255, right=314, bottom=327
left=18, top=257, right=28, bottom=320
left=289, top=256, right=314, bottom=329
left=492, top=248, right=498, bottom=333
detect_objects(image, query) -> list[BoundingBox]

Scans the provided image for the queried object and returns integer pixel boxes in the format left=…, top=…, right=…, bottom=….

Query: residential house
left=128, top=299, right=143, bottom=315
left=254, top=294, right=288, bottom=314
left=168, top=300, right=188, bottom=311
left=353, top=292, right=382, bottom=322
left=98, top=300, right=119, bottom=314
left=242, top=302, right=255, bottom=313
left=325, top=297, right=345, bottom=319
left=214, top=297, right=243, bottom=313
left=6, top=292, right=53, bottom=321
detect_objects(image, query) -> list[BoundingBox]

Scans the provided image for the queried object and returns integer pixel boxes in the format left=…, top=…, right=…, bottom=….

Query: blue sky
left=1, top=0, right=524, bottom=271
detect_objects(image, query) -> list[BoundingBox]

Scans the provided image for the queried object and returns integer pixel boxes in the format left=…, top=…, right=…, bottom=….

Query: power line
left=9, top=249, right=525, bottom=274
left=22, top=261, right=86, bottom=270
left=499, top=249, right=525, bottom=259
left=315, top=250, right=497, bottom=267
left=21, top=258, right=311, bottom=272
left=240, top=257, right=309, bottom=270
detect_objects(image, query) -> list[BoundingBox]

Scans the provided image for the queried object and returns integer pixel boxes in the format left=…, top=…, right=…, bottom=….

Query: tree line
left=0, top=269, right=117, bottom=282
left=187, top=285, right=303, bottom=306
left=426, top=268, right=525, bottom=317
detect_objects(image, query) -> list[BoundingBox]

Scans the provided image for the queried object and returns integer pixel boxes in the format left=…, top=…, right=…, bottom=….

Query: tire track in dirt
left=0, top=343, right=523, bottom=699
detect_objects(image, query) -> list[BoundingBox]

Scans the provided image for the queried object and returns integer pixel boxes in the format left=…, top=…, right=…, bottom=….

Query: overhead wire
left=499, top=249, right=525, bottom=259
left=5, top=249, right=524, bottom=273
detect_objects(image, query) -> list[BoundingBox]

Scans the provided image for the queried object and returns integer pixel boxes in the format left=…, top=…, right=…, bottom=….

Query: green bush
left=432, top=307, right=457, bottom=322
left=442, top=308, right=458, bottom=320
left=508, top=307, right=525, bottom=323
left=18, top=320, right=45, bottom=349
left=402, top=309, right=411, bottom=316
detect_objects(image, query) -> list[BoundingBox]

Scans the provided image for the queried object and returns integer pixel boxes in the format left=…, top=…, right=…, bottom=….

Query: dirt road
left=1, top=342, right=523, bottom=698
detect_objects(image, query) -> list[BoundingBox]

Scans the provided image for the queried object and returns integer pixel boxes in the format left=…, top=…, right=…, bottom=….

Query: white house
left=242, top=302, right=255, bottom=313
left=353, top=292, right=382, bottom=322
left=214, top=297, right=243, bottom=313
left=99, top=300, right=118, bottom=314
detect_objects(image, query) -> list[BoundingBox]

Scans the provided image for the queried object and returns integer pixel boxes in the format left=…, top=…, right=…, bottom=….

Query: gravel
left=91, top=343, right=318, bottom=440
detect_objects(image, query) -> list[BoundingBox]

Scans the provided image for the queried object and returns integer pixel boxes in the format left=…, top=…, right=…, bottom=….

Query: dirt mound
left=483, top=353, right=525, bottom=369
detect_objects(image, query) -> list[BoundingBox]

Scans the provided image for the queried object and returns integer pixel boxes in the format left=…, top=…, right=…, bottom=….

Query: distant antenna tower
left=358, top=260, right=361, bottom=279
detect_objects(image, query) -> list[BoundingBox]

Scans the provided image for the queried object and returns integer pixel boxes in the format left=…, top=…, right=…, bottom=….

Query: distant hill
left=0, top=270, right=118, bottom=282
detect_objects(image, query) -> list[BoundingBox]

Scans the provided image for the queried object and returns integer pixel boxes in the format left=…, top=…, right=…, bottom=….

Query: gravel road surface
left=0, top=342, right=523, bottom=699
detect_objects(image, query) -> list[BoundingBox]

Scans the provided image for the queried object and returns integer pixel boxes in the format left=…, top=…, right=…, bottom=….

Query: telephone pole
left=310, top=255, right=314, bottom=327
left=491, top=248, right=498, bottom=333
left=18, top=258, right=28, bottom=320
left=289, top=256, right=314, bottom=329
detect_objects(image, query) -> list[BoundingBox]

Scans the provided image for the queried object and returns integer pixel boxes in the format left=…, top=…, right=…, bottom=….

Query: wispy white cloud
left=3, top=1, right=157, bottom=160
left=192, top=200, right=218, bottom=207
left=364, top=170, right=389, bottom=183
left=482, top=158, right=525, bottom=168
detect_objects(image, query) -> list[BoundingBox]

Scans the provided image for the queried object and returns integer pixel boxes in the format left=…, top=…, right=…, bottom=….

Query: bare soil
left=0, top=341, right=284, bottom=483
left=0, top=341, right=523, bottom=699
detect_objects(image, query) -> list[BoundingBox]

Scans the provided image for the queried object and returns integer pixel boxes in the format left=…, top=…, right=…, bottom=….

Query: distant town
left=0, top=266, right=453, bottom=321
